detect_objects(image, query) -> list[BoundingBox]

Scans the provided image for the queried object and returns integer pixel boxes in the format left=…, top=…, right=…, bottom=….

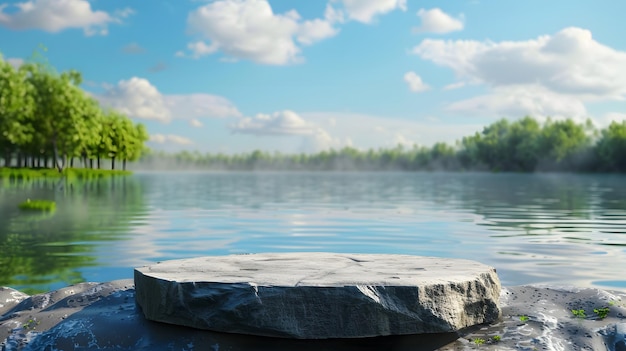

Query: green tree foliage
left=0, top=52, right=148, bottom=172
left=595, top=121, right=626, bottom=172
left=459, top=116, right=597, bottom=172
left=137, top=116, right=625, bottom=173
left=0, top=54, right=35, bottom=167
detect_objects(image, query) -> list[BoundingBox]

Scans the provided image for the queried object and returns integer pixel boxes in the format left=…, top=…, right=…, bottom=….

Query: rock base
left=1, top=281, right=625, bottom=350
left=134, top=253, right=501, bottom=338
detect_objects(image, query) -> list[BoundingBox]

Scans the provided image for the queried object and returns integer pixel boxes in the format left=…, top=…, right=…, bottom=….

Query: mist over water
left=1, top=172, right=625, bottom=293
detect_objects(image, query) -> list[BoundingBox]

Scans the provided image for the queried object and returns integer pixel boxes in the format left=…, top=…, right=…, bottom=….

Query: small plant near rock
left=594, top=307, right=609, bottom=319
left=571, top=309, right=586, bottom=319
left=492, top=335, right=501, bottom=342
left=22, top=318, right=40, bottom=330
left=18, top=199, right=56, bottom=212
left=519, top=315, right=529, bottom=322
left=473, top=338, right=485, bottom=345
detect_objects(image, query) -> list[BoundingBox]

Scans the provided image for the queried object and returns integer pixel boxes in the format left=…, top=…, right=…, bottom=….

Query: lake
left=1, top=172, right=625, bottom=294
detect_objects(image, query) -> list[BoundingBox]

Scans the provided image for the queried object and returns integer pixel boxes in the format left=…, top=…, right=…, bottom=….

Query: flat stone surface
left=134, top=253, right=502, bottom=339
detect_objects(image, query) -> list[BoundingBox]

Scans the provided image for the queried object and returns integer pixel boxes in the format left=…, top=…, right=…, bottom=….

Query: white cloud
left=446, top=85, right=588, bottom=120
left=393, top=133, right=414, bottom=147
left=403, top=71, right=430, bottom=92
left=186, top=40, right=220, bottom=58
left=189, top=119, right=203, bottom=128
left=301, top=111, right=481, bottom=149
left=413, top=27, right=626, bottom=99
left=98, top=77, right=241, bottom=123
left=150, top=134, right=194, bottom=145
left=229, top=110, right=354, bottom=153
left=443, top=82, right=466, bottom=90
left=412, top=27, right=626, bottom=119
left=231, top=110, right=317, bottom=135
left=99, top=77, right=171, bottom=122
left=115, top=7, right=134, bottom=19
left=300, top=128, right=351, bottom=153
left=324, top=3, right=344, bottom=24
left=0, top=0, right=132, bottom=36
left=165, top=94, right=242, bottom=119
left=603, top=112, right=626, bottom=126
left=297, top=18, right=338, bottom=46
left=412, top=8, right=464, bottom=34
left=184, top=0, right=338, bottom=65
left=6, top=58, right=24, bottom=68
left=332, top=0, right=407, bottom=24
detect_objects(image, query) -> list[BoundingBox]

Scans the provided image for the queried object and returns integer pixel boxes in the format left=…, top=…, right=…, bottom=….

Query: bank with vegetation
left=138, top=116, right=626, bottom=172
left=0, top=50, right=149, bottom=173
left=3, top=48, right=625, bottom=174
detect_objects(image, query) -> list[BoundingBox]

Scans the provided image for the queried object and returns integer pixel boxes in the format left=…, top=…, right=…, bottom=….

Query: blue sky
left=1, top=0, right=625, bottom=154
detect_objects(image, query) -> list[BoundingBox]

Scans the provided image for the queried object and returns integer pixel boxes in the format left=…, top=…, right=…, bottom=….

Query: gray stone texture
left=134, top=253, right=502, bottom=339
left=3, top=281, right=626, bottom=350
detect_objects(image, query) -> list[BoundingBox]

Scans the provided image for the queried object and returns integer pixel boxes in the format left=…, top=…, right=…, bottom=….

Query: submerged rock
left=134, top=253, right=502, bottom=339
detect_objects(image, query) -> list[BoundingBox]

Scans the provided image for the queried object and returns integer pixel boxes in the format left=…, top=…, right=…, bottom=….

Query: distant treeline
left=137, top=117, right=626, bottom=172
left=0, top=51, right=149, bottom=172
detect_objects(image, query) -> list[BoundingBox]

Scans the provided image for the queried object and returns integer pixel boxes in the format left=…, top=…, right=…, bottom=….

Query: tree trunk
left=111, top=157, right=116, bottom=170
left=70, top=157, right=74, bottom=168
left=90, top=159, right=94, bottom=169
left=123, top=159, right=127, bottom=171
left=3, top=150, right=10, bottom=167
left=97, top=156, right=101, bottom=169
left=52, top=135, right=63, bottom=172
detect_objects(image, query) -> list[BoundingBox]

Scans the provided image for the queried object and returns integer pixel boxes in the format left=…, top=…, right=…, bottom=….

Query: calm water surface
left=1, top=172, right=625, bottom=294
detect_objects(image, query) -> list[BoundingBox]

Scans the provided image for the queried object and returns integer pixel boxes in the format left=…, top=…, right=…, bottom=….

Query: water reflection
left=1, top=172, right=626, bottom=293
left=0, top=176, right=147, bottom=294
left=130, top=172, right=626, bottom=288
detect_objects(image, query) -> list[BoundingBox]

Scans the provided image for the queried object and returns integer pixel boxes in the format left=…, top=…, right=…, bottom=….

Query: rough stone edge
left=133, top=265, right=502, bottom=338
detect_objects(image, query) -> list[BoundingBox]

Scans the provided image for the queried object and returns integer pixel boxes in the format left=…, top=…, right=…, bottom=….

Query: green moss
left=571, top=309, right=586, bottom=319
left=18, top=199, right=56, bottom=212
left=473, top=338, right=485, bottom=345
left=594, top=307, right=609, bottom=319
left=519, top=315, right=529, bottom=322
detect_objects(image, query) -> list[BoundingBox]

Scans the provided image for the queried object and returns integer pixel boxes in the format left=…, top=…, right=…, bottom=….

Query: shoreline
left=1, top=281, right=625, bottom=351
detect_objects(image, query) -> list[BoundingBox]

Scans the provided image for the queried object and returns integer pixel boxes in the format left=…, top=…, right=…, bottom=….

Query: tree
left=25, top=63, right=87, bottom=172
left=121, top=123, right=149, bottom=170
left=538, top=118, right=592, bottom=171
left=595, top=121, right=626, bottom=171
left=0, top=55, right=35, bottom=167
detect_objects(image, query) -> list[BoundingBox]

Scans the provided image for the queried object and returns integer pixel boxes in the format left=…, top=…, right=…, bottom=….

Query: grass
left=0, top=167, right=132, bottom=181
left=18, top=199, right=56, bottom=212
